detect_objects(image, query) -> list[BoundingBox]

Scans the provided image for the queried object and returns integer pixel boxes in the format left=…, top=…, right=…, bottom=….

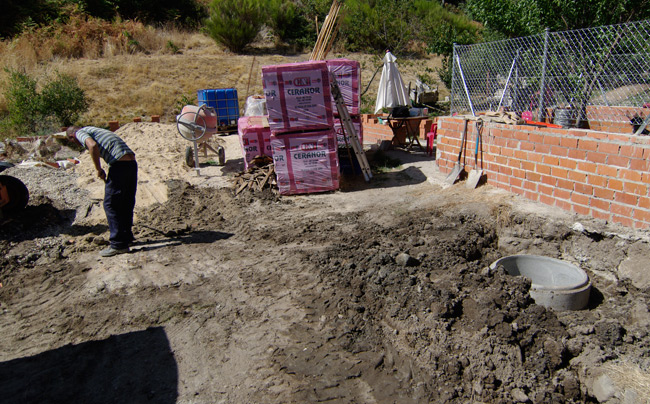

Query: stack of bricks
left=436, top=117, right=650, bottom=229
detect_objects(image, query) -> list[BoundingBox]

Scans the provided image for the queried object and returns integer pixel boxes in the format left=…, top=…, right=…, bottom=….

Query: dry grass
left=0, top=19, right=445, bottom=129
left=604, top=361, right=650, bottom=403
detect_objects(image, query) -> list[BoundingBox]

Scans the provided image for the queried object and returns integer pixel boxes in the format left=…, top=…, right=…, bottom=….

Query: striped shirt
left=76, top=126, right=134, bottom=165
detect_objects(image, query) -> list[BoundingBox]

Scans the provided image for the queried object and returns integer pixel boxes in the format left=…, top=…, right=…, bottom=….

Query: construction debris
left=233, top=162, right=276, bottom=195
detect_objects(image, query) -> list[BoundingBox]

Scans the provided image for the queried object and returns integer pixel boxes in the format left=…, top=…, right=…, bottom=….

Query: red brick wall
left=436, top=117, right=650, bottom=229
left=361, top=114, right=434, bottom=145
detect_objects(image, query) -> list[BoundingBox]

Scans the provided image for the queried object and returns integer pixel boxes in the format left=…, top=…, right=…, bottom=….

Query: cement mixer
left=176, top=104, right=225, bottom=170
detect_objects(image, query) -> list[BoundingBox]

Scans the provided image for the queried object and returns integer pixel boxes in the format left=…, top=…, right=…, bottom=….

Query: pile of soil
left=1, top=123, right=649, bottom=403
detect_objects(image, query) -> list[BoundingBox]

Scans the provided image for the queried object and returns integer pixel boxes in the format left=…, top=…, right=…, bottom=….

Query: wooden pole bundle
left=310, top=0, right=342, bottom=61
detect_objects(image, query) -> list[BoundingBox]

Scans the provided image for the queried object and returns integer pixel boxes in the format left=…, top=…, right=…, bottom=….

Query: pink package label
left=333, top=116, right=363, bottom=148
left=327, top=59, right=360, bottom=116
left=270, top=129, right=340, bottom=195
left=238, top=116, right=273, bottom=170
left=262, top=61, right=334, bottom=133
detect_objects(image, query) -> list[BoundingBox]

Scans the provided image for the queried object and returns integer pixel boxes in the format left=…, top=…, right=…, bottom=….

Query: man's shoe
left=99, top=246, right=130, bottom=257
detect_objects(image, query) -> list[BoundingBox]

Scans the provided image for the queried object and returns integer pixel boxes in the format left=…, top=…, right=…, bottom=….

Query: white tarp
left=374, top=51, right=410, bottom=114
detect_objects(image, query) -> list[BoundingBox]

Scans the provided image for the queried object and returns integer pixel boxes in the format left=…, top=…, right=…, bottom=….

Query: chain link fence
left=450, top=20, right=650, bottom=134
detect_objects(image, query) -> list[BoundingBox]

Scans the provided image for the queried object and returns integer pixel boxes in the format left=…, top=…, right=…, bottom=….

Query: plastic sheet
left=326, top=59, right=360, bottom=116
left=262, top=61, right=334, bottom=133
left=270, top=129, right=339, bottom=195
left=237, top=116, right=272, bottom=171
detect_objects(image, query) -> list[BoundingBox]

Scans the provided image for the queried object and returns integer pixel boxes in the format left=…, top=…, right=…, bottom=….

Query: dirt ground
left=1, top=123, right=650, bottom=403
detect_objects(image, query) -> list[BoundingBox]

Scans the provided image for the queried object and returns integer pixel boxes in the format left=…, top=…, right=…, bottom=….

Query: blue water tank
left=197, top=88, right=239, bottom=127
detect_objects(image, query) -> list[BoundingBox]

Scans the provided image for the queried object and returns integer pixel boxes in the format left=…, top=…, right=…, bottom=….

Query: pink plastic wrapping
left=327, top=59, right=360, bottom=116
left=333, top=116, right=363, bottom=148
left=270, top=129, right=340, bottom=195
left=262, top=61, right=334, bottom=133
left=238, top=116, right=272, bottom=170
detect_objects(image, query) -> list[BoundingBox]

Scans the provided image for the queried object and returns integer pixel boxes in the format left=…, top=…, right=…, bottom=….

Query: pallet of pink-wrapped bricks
left=237, top=116, right=273, bottom=171
left=262, top=61, right=334, bottom=133
left=326, top=59, right=360, bottom=116
left=270, top=129, right=339, bottom=195
left=333, top=115, right=363, bottom=148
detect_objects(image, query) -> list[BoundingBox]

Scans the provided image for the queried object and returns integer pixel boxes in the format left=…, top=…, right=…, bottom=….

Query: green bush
left=1, top=68, right=89, bottom=136
left=204, top=0, right=265, bottom=53
left=266, top=0, right=313, bottom=49
left=40, top=72, right=89, bottom=127
left=2, top=69, right=43, bottom=136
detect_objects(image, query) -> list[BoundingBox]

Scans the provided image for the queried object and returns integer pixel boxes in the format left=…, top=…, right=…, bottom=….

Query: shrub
left=1, top=68, right=43, bottom=136
left=204, top=0, right=265, bottom=53
left=1, top=68, right=89, bottom=136
left=40, top=72, right=89, bottom=127
left=266, top=0, right=313, bottom=49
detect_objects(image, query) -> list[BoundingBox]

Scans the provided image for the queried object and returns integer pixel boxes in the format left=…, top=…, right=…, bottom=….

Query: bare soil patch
left=1, top=123, right=650, bottom=403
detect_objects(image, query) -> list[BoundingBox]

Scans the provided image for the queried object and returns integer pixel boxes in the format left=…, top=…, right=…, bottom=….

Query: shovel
left=445, top=119, right=468, bottom=184
left=466, top=120, right=484, bottom=188
left=465, top=121, right=483, bottom=188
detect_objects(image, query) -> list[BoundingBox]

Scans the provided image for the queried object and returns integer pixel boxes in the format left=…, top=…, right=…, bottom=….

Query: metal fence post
left=450, top=43, right=457, bottom=115
left=537, top=28, right=550, bottom=122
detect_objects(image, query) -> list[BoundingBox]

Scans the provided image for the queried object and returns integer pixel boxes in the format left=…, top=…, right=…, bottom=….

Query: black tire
left=0, top=175, right=29, bottom=213
left=185, top=146, right=195, bottom=168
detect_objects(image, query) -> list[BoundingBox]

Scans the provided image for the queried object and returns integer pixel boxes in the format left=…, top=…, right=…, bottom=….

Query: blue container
left=197, top=88, right=240, bottom=127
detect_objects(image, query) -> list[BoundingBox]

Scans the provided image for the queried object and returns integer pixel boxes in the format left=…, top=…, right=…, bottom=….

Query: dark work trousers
left=104, top=160, right=138, bottom=249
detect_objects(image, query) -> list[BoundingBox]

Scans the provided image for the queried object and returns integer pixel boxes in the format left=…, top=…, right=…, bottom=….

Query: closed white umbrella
left=374, top=51, right=410, bottom=114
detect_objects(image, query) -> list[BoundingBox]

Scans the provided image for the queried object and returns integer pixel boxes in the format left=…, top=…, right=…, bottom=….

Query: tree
left=204, top=0, right=265, bottom=53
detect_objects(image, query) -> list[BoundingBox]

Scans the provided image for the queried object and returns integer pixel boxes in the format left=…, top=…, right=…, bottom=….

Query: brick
left=526, top=171, right=541, bottom=182
left=568, top=170, right=587, bottom=182
left=612, top=215, right=634, bottom=227
left=639, top=196, right=650, bottom=209
left=541, top=174, right=556, bottom=186
left=608, top=155, right=630, bottom=168
left=513, top=168, right=526, bottom=179
left=539, top=183, right=554, bottom=195
left=558, top=157, right=578, bottom=170
left=524, top=190, right=539, bottom=201
left=608, top=178, right=624, bottom=191
left=555, top=199, right=572, bottom=211
left=519, top=141, right=534, bottom=151
left=535, top=144, right=551, bottom=153
left=573, top=204, right=590, bottom=216
left=624, top=181, right=648, bottom=196
left=571, top=192, right=590, bottom=205
left=521, top=161, right=535, bottom=171
left=522, top=179, right=537, bottom=191
left=514, top=150, right=528, bottom=160
left=529, top=153, right=544, bottom=163
left=591, top=208, right=611, bottom=221
left=574, top=183, right=593, bottom=196
left=598, top=142, right=620, bottom=154
left=580, top=139, right=598, bottom=151
left=537, top=164, right=551, bottom=175
left=510, top=177, right=523, bottom=188
left=629, top=158, right=650, bottom=171
left=556, top=178, right=573, bottom=190
left=551, top=166, right=569, bottom=179
left=591, top=198, right=610, bottom=211
left=540, top=194, right=555, bottom=206
left=543, top=135, right=562, bottom=146
left=594, top=187, right=615, bottom=200
left=568, top=148, right=587, bottom=160
left=620, top=145, right=645, bottom=158
left=615, top=192, right=638, bottom=206
left=577, top=161, right=598, bottom=173
left=554, top=188, right=571, bottom=200
left=620, top=169, right=643, bottom=183
left=529, top=133, right=544, bottom=144
left=611, top=202, right=634, bottom=217
left=633, top=208, right=650, bottom=223
left=586, top=174, right=607, bottom=187
left=596, top=164, right=618, bottom=177
left=560, top=137, right=579, bottom=148
left=586, top=151, right=607, bottom=164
